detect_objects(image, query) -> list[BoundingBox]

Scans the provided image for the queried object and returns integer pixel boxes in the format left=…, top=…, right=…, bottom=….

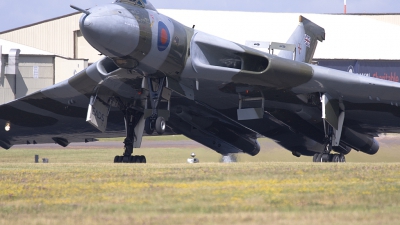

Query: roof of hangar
left=0, top=39, right=53, bottom=55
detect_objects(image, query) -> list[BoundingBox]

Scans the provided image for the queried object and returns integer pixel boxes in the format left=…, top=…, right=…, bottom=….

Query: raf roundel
left=157, top=21, right=170, bottom=51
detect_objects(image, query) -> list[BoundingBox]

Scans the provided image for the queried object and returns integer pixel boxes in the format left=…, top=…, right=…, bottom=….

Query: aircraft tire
left=139, top=155, right=146, bottom=163
left=339, top=154, right=346, bottom=163
left=114, top=156, right=124, bottom=163
left=155, top=117, right=166, bottom=135
left=332, top=154, right=340, bottom=163
left=313, top=153, right=319, bottom=162
left=315, top=153, right=323, bottom=162
left=322, top=154, right=331, bottom=162
left=133, top=155, right=140, bottom=163
left=145, top=118, right=155, bottom=135
left=129, top=156, right=136, bottom=163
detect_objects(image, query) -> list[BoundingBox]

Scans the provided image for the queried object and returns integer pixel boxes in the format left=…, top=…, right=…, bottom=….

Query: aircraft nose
left=79, top=5, right=140, bottom=58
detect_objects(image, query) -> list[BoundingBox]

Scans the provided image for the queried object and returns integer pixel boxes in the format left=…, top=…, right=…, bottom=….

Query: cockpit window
left=116, top=0, right=144, bottom=8
left=115, top=0, right=157, bottom=11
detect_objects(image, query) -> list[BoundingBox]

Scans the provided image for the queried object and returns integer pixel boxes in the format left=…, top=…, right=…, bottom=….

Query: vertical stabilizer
left=278, top=16, right=325, bottom=63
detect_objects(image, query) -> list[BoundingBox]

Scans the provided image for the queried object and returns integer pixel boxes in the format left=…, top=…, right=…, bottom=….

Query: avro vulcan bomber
left=1, top=0, right=397, bottom=163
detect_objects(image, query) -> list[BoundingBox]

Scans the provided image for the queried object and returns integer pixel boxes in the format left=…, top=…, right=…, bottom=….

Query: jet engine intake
left=192, top=33, right=269, bottom=73
left=97, top=57, right=121, bottom=75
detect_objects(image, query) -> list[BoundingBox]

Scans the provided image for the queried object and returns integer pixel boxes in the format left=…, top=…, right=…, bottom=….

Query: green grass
left=0, top=163, right=400, bottom=225
left=2, top=136, right=400, bottom=164
left=1, top=136, right=400, bottom=224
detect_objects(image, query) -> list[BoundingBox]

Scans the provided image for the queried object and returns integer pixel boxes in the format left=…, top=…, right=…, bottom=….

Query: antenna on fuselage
left=70, top=5, right=91, bottom=15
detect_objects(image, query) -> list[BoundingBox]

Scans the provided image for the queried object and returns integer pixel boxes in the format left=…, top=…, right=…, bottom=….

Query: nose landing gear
left=113, top=75, right=170, bottom=163
left=114, top=107, right=147, bottom=164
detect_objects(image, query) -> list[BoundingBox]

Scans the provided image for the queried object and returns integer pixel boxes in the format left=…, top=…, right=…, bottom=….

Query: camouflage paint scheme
left=1, top=0, right=399, bottom=159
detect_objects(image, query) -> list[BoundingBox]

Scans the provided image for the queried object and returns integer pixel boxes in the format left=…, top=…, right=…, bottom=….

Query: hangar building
left=0, top=39, right=87, bottom=104
left=1, top=9, right=400, bottom=104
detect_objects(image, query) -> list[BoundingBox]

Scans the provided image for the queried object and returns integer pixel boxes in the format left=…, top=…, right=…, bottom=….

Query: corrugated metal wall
left=55, top=57, right=88, bottom=84
left=0, top=55, right=15, bottom=104
left=0, top=55, right=54, bottom=104
left=0, top=14, right=81, bottom=59
left=76, top=34, right=102, bottom=63
left=0, top=54, right=89, bottom=104
left=16, top=56, right=54, bottom=99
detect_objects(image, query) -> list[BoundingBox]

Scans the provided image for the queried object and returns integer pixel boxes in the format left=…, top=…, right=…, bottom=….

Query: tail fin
left=278, top=15, right=325, bottom=63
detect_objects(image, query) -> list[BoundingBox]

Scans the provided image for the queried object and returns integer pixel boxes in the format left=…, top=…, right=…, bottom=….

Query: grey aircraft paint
left=1, top=0, right=399, bottom=162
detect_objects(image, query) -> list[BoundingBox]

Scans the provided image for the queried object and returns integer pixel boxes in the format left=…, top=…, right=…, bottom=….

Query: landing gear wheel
left=315, top=153, right=330, bottom=162
left=114, top=155, right=147, bottom=164
left=315, top=153, right=323, bottom=162
left=328, top=154, right=335, bottom=162
left=155, top=117, right=166, bottom=135
left=313, top=153, right=346, bottom=163
left=321, top=153, right=330, bottom=162
left=130, top=156, right=136, bottom=163
left=114, top=156, right=124, bottom=163
left=135, top=156, right=142, bottom=163
left=138, top=155, right=146, bottom=163
left=339, top=154, right=346, bottom=163
left=313, top=153, right=319, bottom=162
left=145, top=117, right=155, bottom=135
left=123, top=156, right=131, bottom=163
left=332, top=154, right=340, bottom=163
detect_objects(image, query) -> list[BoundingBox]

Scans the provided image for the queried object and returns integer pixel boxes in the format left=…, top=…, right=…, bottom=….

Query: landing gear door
left=133, top=115, right=145, bottom=148
left=321, top=93, right=344, bottom=147
left=321, top=93, right=339, bottom=130
left=86, top=96, right=109, bottom=133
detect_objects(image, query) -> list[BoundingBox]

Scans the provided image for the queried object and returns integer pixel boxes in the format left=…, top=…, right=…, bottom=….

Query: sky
left=0, top=0, right=399, bottom=32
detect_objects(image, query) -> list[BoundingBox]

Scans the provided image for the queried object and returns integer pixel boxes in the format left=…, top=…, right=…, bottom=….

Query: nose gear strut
left=114, top=107, right=146, bottom=163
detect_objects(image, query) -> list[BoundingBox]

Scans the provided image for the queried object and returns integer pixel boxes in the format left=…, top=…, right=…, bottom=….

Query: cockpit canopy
left=115, top=0, right=157, bottom=11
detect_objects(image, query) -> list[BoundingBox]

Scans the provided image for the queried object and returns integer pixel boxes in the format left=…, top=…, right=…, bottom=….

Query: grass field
left=1, top=136, right=400, bottom=224
left=1, top=136, right=400, bottom=164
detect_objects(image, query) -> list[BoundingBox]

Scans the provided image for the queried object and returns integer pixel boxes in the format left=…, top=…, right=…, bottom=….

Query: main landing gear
left=145, top=116, right=165, bottom=135
left=312, top=114, right=346, bottom=163
left=313, top=153, right=346, bottom=163
left=144, top=76, right=167, bottom=135
left=313, top=132, right=346, bottom=163
left=114, top=107, right=146, bottom=164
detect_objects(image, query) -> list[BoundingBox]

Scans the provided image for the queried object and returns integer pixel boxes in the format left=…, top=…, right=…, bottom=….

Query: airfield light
left=5, top=122, right=10, bottom=132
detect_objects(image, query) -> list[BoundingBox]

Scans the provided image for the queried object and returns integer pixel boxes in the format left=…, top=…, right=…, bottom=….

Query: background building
left=1, top=10, right=400, bottom=104
left=0, top=39, right=87, bottom=104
